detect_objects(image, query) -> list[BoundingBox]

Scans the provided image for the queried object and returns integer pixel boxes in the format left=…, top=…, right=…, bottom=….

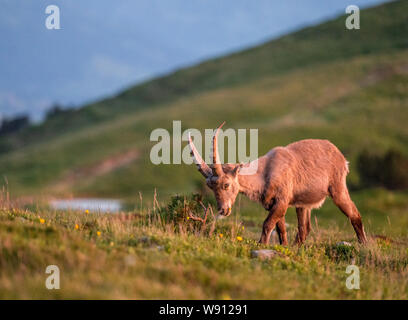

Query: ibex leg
left=329, top=183, right=368, bottom=244
left=294, top=207, right=310, bottom=245
left=259, top=200, right=288, bottom=245
left=275, top=216, right=288, bottom=245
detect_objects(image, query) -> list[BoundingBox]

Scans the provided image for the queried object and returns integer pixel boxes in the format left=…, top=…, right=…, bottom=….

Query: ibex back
left=188, top=122, right=367, bottom=245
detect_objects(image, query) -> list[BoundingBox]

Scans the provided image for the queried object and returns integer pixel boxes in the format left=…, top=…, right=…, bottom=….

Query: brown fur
left=189, top=134, right=367, bottom=245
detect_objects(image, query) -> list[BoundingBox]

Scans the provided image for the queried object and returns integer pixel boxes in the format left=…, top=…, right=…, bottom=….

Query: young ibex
left=188, top=122, right=367, bottom=245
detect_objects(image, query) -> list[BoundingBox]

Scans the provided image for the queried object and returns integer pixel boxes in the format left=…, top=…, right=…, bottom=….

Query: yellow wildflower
left=221, top=293, right=231, bottom=300
left=85, top=209, right=89, bottom=214
left=219, top=233, right=223, bottom=238
left=242, top=226, right=245, bottom=230
left=39, top=218, right=45, bottom=224
left=75, top=224, right=79, bottom=230
left=186, top=216, right=190, bottom=220
left=97, top=231, right=101, bottom=237
left=236, top=236, right=243, bottom=241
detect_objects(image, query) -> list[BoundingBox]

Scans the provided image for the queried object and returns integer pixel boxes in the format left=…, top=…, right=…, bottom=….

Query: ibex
left=188, top=122, right=367, bottom=245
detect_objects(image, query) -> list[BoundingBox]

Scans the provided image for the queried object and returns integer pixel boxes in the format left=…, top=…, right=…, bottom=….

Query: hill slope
left=0, top=0, right=407, bottom=198
left=1, top=0, right=407, bottom=152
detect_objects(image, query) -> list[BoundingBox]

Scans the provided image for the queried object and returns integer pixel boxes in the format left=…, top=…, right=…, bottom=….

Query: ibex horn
left=212, top=121, right=225, bottom=176
left=188, top=132, right=212, bottom=178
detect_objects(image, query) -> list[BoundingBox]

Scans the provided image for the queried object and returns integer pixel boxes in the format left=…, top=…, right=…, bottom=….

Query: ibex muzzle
left=188, top=122, right=368, bottom=245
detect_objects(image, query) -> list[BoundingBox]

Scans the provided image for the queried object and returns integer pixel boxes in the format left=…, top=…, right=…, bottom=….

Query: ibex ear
left=232, top=163, right=244, bottom=177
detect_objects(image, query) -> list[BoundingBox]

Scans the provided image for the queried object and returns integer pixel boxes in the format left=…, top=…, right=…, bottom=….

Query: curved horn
left=212, top=121, right=225, bottom=176
left=188, top=132, right=212, bottom=178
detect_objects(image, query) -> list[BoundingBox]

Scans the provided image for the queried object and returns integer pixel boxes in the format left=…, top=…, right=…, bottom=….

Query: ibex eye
left=223, top=183, right=230, bottom=190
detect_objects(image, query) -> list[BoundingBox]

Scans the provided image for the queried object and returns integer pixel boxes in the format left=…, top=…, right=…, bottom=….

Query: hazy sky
left=0, top=0, right=386, bottom=121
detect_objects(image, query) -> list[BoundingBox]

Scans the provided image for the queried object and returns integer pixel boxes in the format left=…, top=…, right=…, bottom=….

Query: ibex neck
left=238, top=172, right=265, bottom=203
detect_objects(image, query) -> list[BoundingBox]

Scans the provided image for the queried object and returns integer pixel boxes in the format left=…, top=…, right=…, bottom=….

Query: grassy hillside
left=1, top=1, right=407, bottom=151
left=0, top=0, right=407, bottom=199
left=2, top=50, right=408, bottom=198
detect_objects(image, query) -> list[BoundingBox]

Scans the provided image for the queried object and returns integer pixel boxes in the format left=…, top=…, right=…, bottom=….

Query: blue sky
left=0, top=0, right=386, bottom=121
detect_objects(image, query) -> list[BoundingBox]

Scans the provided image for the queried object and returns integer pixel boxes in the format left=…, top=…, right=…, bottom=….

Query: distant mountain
left=0, top=0, right=407, bottom=198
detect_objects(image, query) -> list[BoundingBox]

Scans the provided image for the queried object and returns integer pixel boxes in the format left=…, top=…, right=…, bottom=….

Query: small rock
left=139, top=236, right=150, bottom=243
left=336, top=241, right=352, bottom=247
left=251, top=249, right=277, bottom=260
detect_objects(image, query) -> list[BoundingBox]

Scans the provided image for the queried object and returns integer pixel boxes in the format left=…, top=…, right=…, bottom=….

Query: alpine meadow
left=0, top=1, right=407, bottom=299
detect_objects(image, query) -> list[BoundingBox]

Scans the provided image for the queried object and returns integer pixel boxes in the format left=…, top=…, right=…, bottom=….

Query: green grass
left=0, top=188, right=406, bottom=299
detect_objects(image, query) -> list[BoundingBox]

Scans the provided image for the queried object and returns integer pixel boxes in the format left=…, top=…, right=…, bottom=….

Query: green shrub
left=357, top=149, right=408, bottom=190
left=156, top=193, right=216, bottom=234
left=325, top=243, right=357, bottom=263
